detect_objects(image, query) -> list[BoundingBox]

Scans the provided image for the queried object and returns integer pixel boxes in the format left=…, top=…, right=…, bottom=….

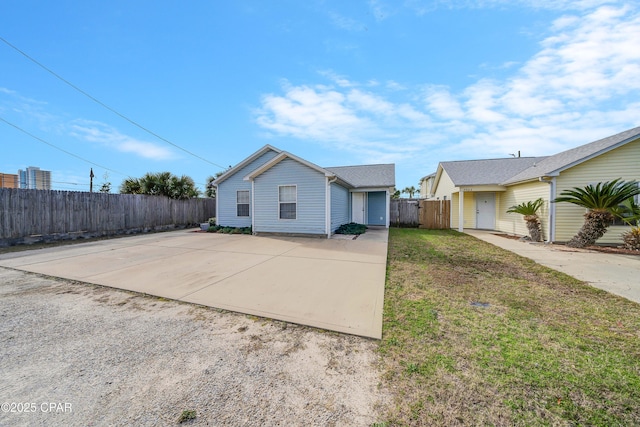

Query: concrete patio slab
left=0, top=228, right=389, bottom=338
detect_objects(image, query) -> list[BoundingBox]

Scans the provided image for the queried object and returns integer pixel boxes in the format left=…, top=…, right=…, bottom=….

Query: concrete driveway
left=0, top=229, right=389, bottom=339
left=466, top=230, right=640, bottom=305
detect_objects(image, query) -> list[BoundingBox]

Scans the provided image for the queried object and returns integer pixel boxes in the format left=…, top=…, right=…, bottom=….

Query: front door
left=352, top=193, right=366, bottom=224
left=476, top=193, right=495, bottom=229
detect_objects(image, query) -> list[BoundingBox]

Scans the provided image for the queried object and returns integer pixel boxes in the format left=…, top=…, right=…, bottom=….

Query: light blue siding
left=217, top=150, right=279, bottom=227
left=253, top=158, right=327, bottom=235
left=367, top=191, right=387, bottom=225
left=330, top=183, right=350, bottom=232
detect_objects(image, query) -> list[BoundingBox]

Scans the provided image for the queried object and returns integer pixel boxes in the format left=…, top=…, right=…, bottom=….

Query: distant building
left=18, top=166, right=52, bottom=190
left=0, top=172, right=19, bottom=188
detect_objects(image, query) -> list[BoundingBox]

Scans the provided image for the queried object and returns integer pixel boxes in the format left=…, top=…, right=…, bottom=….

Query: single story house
left=430, top=126, right=640, bottom=244
left=213, top=145, right=395, bottom=237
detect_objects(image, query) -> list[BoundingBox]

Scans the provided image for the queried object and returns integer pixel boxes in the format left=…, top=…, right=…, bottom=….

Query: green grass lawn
left=377, top=228, right=640, bottom=426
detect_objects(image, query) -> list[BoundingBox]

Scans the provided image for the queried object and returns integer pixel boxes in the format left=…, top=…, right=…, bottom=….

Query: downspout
left=213, top=183, right=218, bottom=224
left=549, top=177, right=556, bottom=243
left=326, top=176, right=338, bottom=238
left=251, top=179, right=256, bottom=235
left=386, top=188, right=391, bottom=228
left=539, top=177, right=555, bottom=243
left=458, top=189, right=464, bottom=232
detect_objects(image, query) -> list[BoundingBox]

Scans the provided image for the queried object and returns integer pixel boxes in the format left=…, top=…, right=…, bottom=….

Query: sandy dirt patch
left=0, top=267, right=386, bottom=426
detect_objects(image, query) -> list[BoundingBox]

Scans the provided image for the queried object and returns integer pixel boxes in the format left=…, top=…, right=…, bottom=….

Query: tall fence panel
left=0, top=188, right=216, bottom=245
left=390, top=199, right=451, bottom=229
left=390, top=199, right=420, bottom=227
left=419, top=200, right=451, bottom=229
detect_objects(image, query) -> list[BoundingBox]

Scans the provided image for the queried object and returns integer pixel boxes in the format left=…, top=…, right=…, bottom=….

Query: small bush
left=208, top=217, right=216, bottom=226
left=177, top=409, right=197, bottom=423
left=206, top=225, right=252, bottom=235
left=622, top=226, right=640, bottom=250
left=335, top=222, right=367, bottom=235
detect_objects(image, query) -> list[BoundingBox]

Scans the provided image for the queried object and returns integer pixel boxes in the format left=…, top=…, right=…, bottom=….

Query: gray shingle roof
left=503, top=126, right=640, bottom=184
left=440, top=157, right=545, bottom=186
left=326, top=164, right=395, bottom=188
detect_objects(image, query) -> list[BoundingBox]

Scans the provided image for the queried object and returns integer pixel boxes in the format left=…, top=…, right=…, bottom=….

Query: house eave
left=243, top=151, right=334, bottom=181
left=350, top=186, right=394, bottom=192
left=455, top=184, right=507, bottom=192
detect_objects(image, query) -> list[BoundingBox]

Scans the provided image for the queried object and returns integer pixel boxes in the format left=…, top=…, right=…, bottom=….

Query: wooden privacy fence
left=0, top=188, right=216, bottom=245
left=419, top=200, right=450, bottom=229
left=390, top=199, right=450, bottom=229
left=390, top=199, right=420, bottom=227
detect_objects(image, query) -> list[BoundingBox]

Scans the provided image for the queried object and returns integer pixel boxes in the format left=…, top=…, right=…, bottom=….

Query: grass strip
left=377, top=228, right=640, bottom=426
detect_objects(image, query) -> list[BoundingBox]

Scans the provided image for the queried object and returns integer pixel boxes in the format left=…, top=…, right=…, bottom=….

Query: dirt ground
left=0, top=267, right=387, bottom=427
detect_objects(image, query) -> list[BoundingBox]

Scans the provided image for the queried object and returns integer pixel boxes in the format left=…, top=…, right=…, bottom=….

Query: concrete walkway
left=465, top=230, right=640, bottom=304
left=0, top=228, right=389, bottom=339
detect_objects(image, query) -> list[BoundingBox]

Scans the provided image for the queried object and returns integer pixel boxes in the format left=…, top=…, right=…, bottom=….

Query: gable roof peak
left=213, top=144, right=282, bottom=185
left=243, top=150, right=335, bottom=181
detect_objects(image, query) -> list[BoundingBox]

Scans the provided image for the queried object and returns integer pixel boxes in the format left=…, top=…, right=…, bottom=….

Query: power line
left=1, top=117, right=210, bottom=189
left=1, top=36, right=227, bottom=171
left=51, top=180, right=89, bottom=186
left=0, top=116, right=127, bottom=177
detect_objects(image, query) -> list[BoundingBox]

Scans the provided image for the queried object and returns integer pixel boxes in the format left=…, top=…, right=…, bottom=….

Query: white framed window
left=237, top=190, right=250, bottom=217
left=279, top=185, right=297, bottom=220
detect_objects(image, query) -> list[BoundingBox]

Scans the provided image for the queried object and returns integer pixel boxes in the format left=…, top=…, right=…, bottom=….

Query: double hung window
left=279, top=185, right=296, bottom=220
left=237, top=190, right=250, bottom=217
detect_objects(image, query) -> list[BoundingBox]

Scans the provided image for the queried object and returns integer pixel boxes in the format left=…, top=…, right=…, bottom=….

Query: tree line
left=114, top=171, right=224, bottom=200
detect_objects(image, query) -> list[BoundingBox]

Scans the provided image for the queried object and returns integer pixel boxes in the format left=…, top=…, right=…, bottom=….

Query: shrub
left=178, top=409, right=197, bottom=423
left=335, top=222, right=367, bottom=235
left=622, top=226, right=640, bottom=250
left=207, top=225, right=252, bottom=235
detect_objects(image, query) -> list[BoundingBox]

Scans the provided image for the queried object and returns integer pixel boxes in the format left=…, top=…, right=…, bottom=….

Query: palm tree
left=553, top=179, right=640, bottom=248
left=506, top=198, right=545, bottom=242
left=120, top=172, right=199, bottom=199
left=119, top=177, right=142, bottom=194
left=205, top=169, right=229, bottom=198
left=402, top=186, right=417, bottom=198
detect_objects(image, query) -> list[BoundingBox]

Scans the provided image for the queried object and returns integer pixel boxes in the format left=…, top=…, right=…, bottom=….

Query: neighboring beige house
left=430, top=126, right=640, bottom=244
left=419, top=173, right=436, bottom=199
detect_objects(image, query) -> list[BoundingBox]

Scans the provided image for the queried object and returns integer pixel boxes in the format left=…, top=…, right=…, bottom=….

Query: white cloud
left=386, top=80, right=406, bottom=91
left=404, top=0, right=613, bottom=14
left=369, top=0, right=394, bottom=21
left=425, top=86, right=465, bottom=119
left=256, top=3, right=640, bottom=168
left=328, top=11, right=364, bottom=31
left=524, top=5, right=640, bottom=102
left=1, top=89, right=175, bottom=162
left=256, top=84, right=366, bottom=141
left=319, top=70, right=355, bottom=88
left=69, top=120, right=174, bottom=160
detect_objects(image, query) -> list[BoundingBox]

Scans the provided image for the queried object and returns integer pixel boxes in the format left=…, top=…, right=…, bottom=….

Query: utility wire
left=1, top=36, right=227, bottom=170
left=1, top=116, right=210, bottom=188
left=0, top=116, right=127, bottom=177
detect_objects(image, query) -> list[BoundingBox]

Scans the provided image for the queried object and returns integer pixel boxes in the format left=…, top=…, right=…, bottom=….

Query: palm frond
left=506, top=198, right=545, bottom=216
left=553, top=179, right=640, bottom=210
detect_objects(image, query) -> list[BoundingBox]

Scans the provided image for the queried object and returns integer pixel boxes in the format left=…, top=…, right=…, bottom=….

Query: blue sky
left=2, top=1, right=639, bottom=194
